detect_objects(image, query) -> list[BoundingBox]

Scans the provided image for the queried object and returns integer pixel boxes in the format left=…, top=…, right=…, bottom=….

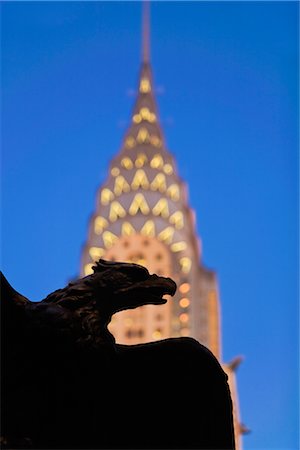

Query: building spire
left=142, top=0, right=150, bottom=63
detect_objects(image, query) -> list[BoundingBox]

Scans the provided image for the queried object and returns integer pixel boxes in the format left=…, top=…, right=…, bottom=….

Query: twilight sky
left=1, top=2, right=299, bottom=449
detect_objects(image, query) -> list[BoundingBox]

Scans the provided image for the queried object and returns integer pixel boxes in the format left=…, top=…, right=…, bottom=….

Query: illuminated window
left=131, top=169, right=149, bottom=190
left=150, top=173, right=166, bottom=192
left=167, top=184, right=180, bottom=201
left=135, top=153, right=148, bottom=168
left=141, top=107, right=155, bottom=122
left=125, top=136, right=135, bottom=149
left=142, top=107, right=156, bottom=122
left=133, top=107, right=156, bottom=124
left=140, top=78, right=151, bottom=93
left=122, top=222, right=136, bottom=236
left=133, top=114, right=142, bottom=124
left=129, top=193, right=150, bottom=215
left=150, top=135, right=162, bottom=148
left=140, top=220, right=155, bottom=237
left=109, top=201, right=126, bottom=222
left=89, top=247, right=105, bottom=261
left=121, top=157, right=134, bottom=170
left=179, top=283, right=190, bottom=294
left=102, top=231, right=118, bottom=249
left=163, top=163, right=173, bottom=175
left=150, top=154, right=164, bottom=169
left=169, top=211, right=184, bottom=229
left=170, top=241, right=187, bottom=253
left=179, top=313, right=189, bottom=323
left=94, top=216, right=108, bottom=235
left=152, top=198, right=169, bottom=218
left=84, top=263, right=94, bottom=276
left=152, top=330, right=162, bottom=339
left=137, top=127, right=150, bottom=143
left=114, top=175, right=130, bottom=196
left=111, top=167, right=120, bottom=177
left=179, top=298, right=190, bottom=308
left=158, top=226, right=174, bottom=245
left=101, top=188, right=114, bottom=205
left=180, top=257, right=192, bottom=274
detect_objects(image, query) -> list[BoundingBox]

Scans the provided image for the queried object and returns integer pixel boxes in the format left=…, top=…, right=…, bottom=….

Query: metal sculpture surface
left=1, top=260, right=235, bottom=449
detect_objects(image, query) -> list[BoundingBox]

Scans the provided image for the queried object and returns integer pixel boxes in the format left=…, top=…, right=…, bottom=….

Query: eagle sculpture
left=1, top=259, right=235, bottom=449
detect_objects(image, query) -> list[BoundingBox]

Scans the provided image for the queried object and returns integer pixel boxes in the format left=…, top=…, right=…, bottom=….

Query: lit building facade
left=80, top=6, right=244, bottom=449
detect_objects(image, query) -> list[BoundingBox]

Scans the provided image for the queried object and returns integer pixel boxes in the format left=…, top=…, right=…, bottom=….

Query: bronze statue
left=1, top=260, right=235, bottom=449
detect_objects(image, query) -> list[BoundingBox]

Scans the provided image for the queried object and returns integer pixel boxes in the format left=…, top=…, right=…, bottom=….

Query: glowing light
left=180, top=257, right=192, bottom=274
left=163, top=163, right=173, bottom=175
left=111, top=167, right=120, bottom=177
left=137, top=127, right=150, bottom=143
left=140, top=220, right=155, bottom=237
left=152, top=198, right=169, bottom=218
left=103, top=231, right=118, bottom=249
left=121, top=157, right=134, bottom=169
left=129, top=193, right=150, bottom=215
left=169, top=211, right=184, bottom=229
left=84, top=263, right=94, bottom=276
left=135, top=153, right=148, bottom=168
left=131, top=169, right=149, bottom=190
left=114, top=175, right=130, bottom=196
left=125, top=137, right=135, bottom=149
left=170, top=241, right=187, bottom=253
left=109, top=201, right=126, bottom=222
left=101, top=188, right=114, bottom=205
left=150, top=173, right=166, bottom=192
left=167, top=184, right=180, bottom=201
left=157, top=226, right=174, bottom=245
left=133, top=114, right=142, bottom=124
left=150, top=154, right=164, bottom=169
left=150, top=135, right=162, bottom=148
left=142, top=107, right=156, bottom=122
left=179, top=298, right=190, bottom=308
left=179, top=283, right=190, bottom=294
left=140, top=78, right=151, bottom=93
left=122, top=222, right=136, bottom=236
left=179, top=313, right=189, bottom=323
left=133, top=107, right=156, bottom=124
left=89, top=247, right=105, bottom=261
left=94, top=216, right=108, bottom=235
left=152, top=330, right=162, bottom=339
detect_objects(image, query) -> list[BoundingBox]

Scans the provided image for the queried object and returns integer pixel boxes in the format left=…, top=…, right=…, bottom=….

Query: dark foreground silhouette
left=1, top=260, right=235, bottom=449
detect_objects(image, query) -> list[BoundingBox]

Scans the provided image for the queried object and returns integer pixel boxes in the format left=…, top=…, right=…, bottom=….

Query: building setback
left=80, top=5, right=244, bottom=449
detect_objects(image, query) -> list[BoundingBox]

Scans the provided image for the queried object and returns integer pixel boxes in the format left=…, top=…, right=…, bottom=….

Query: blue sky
left=1, top=2, right=299, bottom=449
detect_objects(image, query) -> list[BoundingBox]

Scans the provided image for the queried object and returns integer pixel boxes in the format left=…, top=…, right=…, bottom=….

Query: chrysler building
left=80, top=4, right=244, bottom=448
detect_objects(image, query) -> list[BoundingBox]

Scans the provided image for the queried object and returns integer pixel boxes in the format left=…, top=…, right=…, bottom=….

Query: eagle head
left=88, top=259, right=177, bottom=316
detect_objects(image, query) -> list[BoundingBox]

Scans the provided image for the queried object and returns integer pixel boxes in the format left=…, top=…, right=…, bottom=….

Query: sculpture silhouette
left=1, top=260, right=235, bottom=449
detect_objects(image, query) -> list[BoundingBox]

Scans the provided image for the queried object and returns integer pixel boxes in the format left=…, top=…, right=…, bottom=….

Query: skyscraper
left=80, top=4, right=244, bottom=449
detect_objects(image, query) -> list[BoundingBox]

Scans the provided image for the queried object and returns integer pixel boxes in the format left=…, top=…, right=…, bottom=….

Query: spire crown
left=142, top=1, right=150, bottom=63
left=120, top=1, right=166, bottom=152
